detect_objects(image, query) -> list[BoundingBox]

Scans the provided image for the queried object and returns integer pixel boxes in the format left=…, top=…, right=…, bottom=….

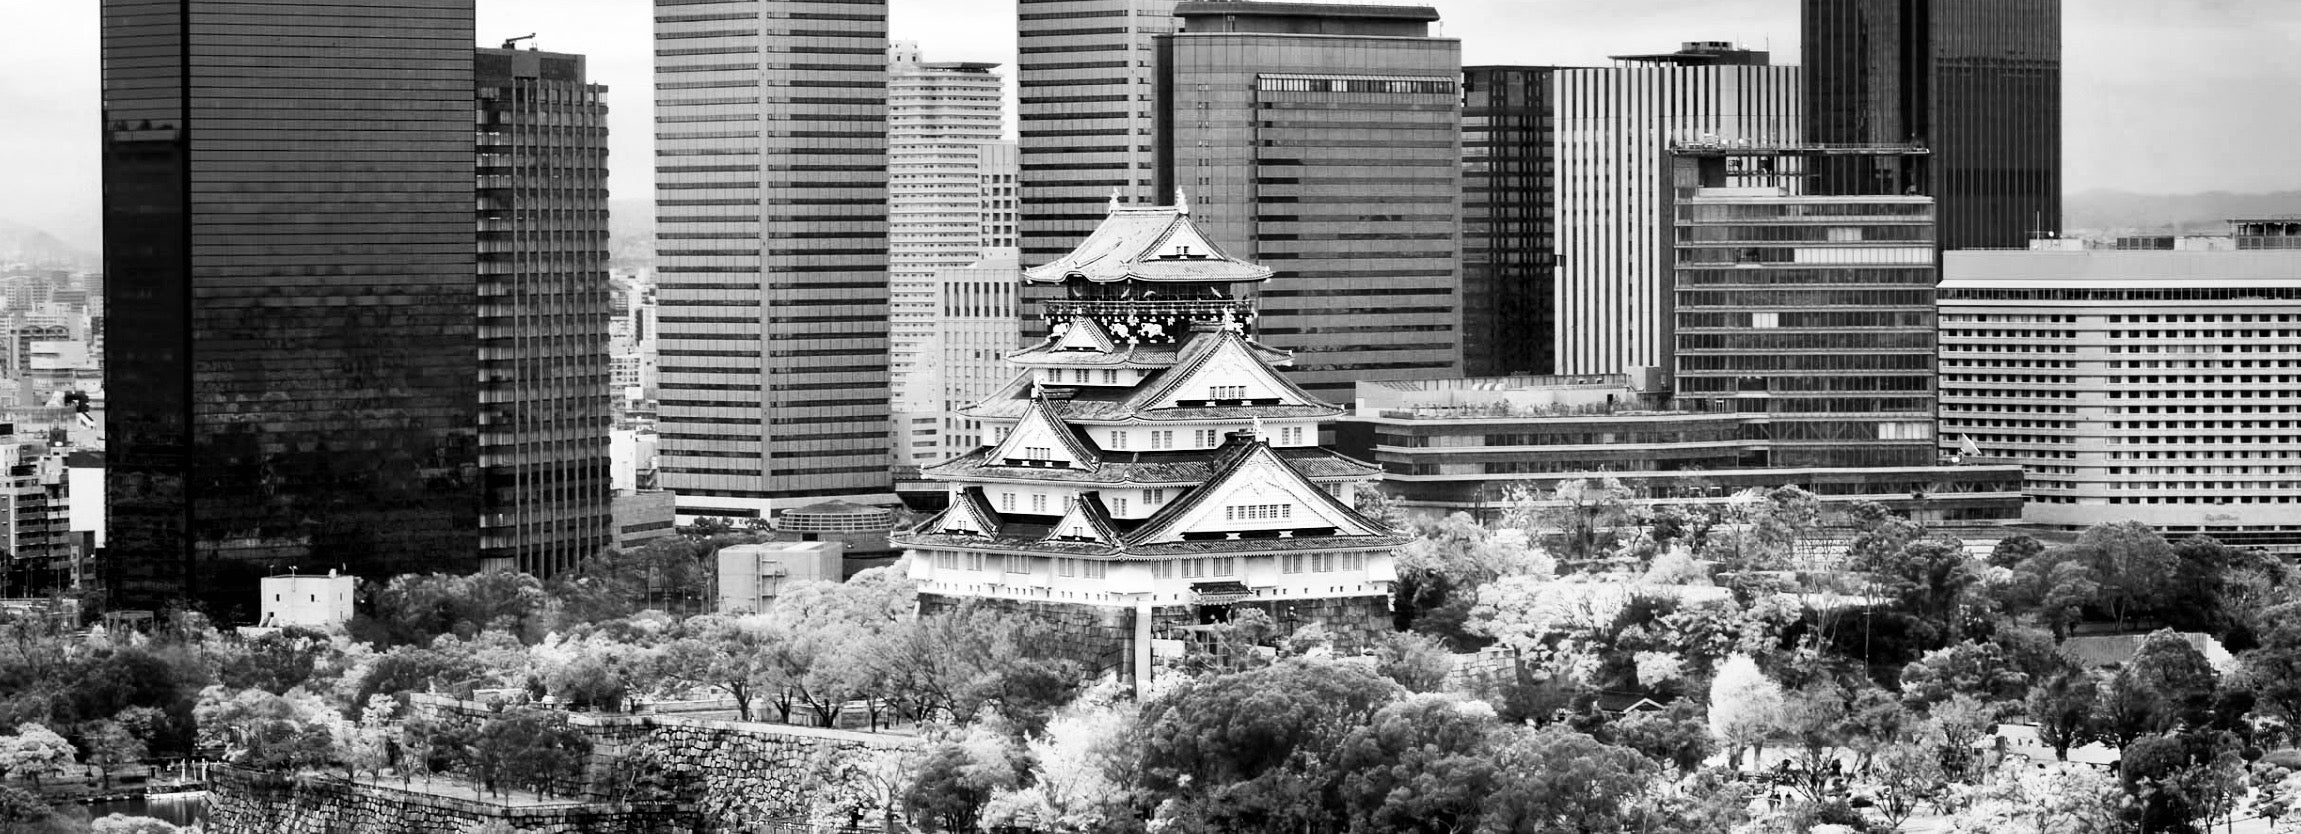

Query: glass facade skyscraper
left=1803, top=0, right=2061, bottom=250
left=652, top=0, right=895, bottom=523
left=1154, top=2, right=1463, bottom=401
left=475, top=47, right=614, bottom=577
left=1016, top=0, right=1178, bottom=269
left=1461, top=66, right=1560, bottom=378
left=102, top=0, right=483, bottom=616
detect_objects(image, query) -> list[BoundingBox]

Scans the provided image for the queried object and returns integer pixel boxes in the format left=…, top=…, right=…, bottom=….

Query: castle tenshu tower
left=896, top=196, right=1407, bottom=689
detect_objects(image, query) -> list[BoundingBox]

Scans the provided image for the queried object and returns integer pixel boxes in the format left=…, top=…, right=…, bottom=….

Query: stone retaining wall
left=211, top=700, right=922, bottom=834
left=206, top=766, right=684, bottom=834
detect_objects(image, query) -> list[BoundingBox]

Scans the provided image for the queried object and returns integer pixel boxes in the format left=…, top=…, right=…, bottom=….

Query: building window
left=1146, top=488, right=1167, bottom=504
left=1195, top=429, right=1218, bottom=446
left=1000, top=492, right=1015, bottom=512
left=1057, top=558, right=1077, bottom=577
left=1024, top=445, right=1051, bottom=460
left=1109, top=431, right=1127, bottom=449
left=1103, top=369, right=1119, bottom=384
left=965, top=553, right=985, bottom=571
left=1112, top=497, right=1129, bottom=515
left=1031, top=494, right=1047, bottom=513
left=1282, top=554, right=1305, bottom=574
left=1083, top=561, right=1106, bottom=579
left=1209, top=385, right=1245, bottom=400
left=1151, top=430, right=1173, bottom=449
left=1007, top=556, right=1033, bottom=575
left=1224, top=503, right=1292, bottom=521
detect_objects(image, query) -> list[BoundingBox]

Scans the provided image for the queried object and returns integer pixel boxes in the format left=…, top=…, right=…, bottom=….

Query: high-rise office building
left=888, top=51, right=1007, bottom=473
left=1462, top=66, right=1562, bottom=378
left=1803, top=0, right=2061, bottom=249
left=474, top=46, right=614, bottom=577
left=1016, top=0, right=1178, bottom=269
left=102, top=0, right=481, bottom=614
left=927, top=249, right=1022, bottom=467
left=1550, top=43, right=1798, bottom=378
left=1154, top=1, right=1463, bottom=400
left=653, top=0, right=894, bottom=523
left=1940, top=221, right=2301, bottom=554
left=1669, top=143, right=1939, bottom=469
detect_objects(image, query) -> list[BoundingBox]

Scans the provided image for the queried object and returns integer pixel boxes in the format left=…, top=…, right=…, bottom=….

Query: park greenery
left=2, top=479, right=2300, bottom=832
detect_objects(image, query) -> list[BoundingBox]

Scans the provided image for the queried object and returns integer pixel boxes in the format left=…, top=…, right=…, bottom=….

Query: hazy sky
left=5, top=0, right=2299, bottom=250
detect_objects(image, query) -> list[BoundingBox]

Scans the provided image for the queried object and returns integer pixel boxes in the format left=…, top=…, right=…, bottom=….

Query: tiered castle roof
left=896, top=196, right=1405, bottom=562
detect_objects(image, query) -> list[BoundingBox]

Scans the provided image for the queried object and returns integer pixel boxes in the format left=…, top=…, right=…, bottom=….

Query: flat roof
left=1175, top=1, right=1440, bottom=21
left=1943, top=249, right=2301, bottom=289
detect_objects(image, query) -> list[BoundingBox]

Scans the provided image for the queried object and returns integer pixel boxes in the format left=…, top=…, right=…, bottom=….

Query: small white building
left=258, top=572, right=356, bottom=629
left=717, top=541, right=843, bottom=614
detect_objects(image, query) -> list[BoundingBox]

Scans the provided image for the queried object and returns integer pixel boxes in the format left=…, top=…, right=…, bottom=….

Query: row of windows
left=1225, top=504, right=1293, bottom=521
left=1150, top=557, right=1238, bottom=579
left=1280, top=552, right=1367, bottom=574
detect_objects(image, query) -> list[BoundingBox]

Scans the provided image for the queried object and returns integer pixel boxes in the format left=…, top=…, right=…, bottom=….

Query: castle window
left=1109, top=431, right=1127, bottom=449
left=1024, top=445, right=1051, bottom=460
left=1111, top=497, right=1129, bottom=514
left=1103, top=369, right=1119, bottom=384
left=1146, top=488, right=1168, bottom=504
left=1083, top=561, right=1107, bottom=579
left=1151, top=430, right=1173, bottom=450
left=1224, top=503, right=1292, bottom=521
left=1057, top=559, right=1077, bottom=577
left=1007, top=556, right=1033, bottom=575
left=1195, top=429, right=1218, bottom=446
left=1209, top=385, right=1245, bottom=400
left=1031, top=494, right=1048, bottom=513
left=1282, top=554, right=1305, bottom=573
left=1000, top=492, right=1015, bottom=512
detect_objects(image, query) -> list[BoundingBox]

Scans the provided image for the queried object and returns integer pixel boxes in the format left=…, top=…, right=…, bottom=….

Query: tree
left=980, top=698, right=1140, bottom=834
left=1374, top=631, right=1455, bottom=693
left=1868, top=739, right=1948, bottom=831
left=89, top=814, right=180, bottom=834
left=2027, top=669, right=2101, bottom=761
left=2125, top=629, right=2220, bottom=734
left=1392, top=514, right=1550, bottom=648
left=1331, top=694, right=1501, bottom=834
left=2068, top=522, right=2178, bottom=627
left=903, top=721, right=1028, bottom=833
left=1774, top=683, right=1850, bottom=797
left=0, top=723, right=76, bottom=789
left=80, top=718, right=147, bottom=790
left=470, top=708, right=591, bottom=798
left=214, top=627, right=330, bottom=695
left=1988, top=534, right=2045, bottom=570
left=1707, top=653, right=1785, bottom=771
left=1942, top=760, right=2126, bottom=834
left=2245, top=621, right=2301, bottom=726
left=1518, top=478, right=1639, bottom=569
left=1609, top=701, right=1715, bottom=774
left=652, top=614, right=778, bottom=721
left=1476, top=725, right=1657, bottom=834
left=1900, top=640, right=2033, bottom=712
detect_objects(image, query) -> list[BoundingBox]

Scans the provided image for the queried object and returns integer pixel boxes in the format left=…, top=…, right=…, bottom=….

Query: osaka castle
left=895, top=195, right=1407, bottom=688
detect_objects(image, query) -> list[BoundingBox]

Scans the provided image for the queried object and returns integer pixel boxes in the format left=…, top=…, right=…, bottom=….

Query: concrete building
left=257, top=572, right=356, bottom=629
left=931, top=250, right=1024, bottom=469
left=888, top=52, right=1008, bottom=473
left=897, top=199, right=1407, bottom=691
left=1016, top=0, right=1179, bottom=268
left=1669, top=143, right=1939, bottom=468
left=1940, top=226, right=2301, bottom=553
left=652, top=0, right=895, bottom=523
left=102, top=0, right=483, bottom=613
left=716, top=541, right=843, bottom=614
left=610, top=489, right=678, bottom=551
left=1803, top=0, right=2061, bottom=250
left=1550, top=43, right=1799, bottom=378
left=1335, top=375, right=2024, bottom=524
left=474, top=46, right=614, bottom=577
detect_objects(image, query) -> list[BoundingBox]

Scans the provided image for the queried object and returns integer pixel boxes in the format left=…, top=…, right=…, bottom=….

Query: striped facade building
left=652, top=0, right=895, bottom=522
left=1550, top=45, right=1799, bottom=377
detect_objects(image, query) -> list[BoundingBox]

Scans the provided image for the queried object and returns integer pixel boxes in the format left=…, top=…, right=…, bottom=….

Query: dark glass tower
left=102, top=0, right=481, bottom=617
left=475, top=47, right=613, bottom=577
left=1461, top=66, right=1560, bottom=378
left=1803, top=0, right=2061, bottom=250
left=1154, top=2, right=1464, bottom=401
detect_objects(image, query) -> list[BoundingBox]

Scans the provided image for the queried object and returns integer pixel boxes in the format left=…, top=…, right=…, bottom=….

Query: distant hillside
left=0, top=220, right=94, bottom=270
left=609, top=197, right=653, bottom=271
left=2065, top=189, right=2301, bottom=236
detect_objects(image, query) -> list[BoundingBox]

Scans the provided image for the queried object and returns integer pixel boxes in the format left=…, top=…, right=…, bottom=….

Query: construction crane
left=500, top=33, right=536, bottom=50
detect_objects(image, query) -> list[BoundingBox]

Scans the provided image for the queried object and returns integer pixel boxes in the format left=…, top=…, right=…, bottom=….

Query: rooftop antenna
left=501, top=33, right=536, bottom=50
